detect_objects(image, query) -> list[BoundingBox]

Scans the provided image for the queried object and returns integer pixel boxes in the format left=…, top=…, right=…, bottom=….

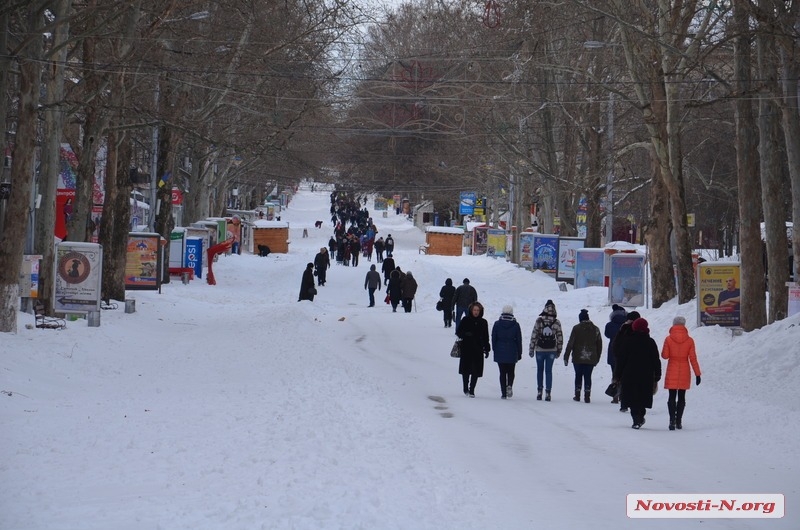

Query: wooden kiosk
left=251, top=220, right=290, bottom=254
left=424, top=226, right=465, bottom=256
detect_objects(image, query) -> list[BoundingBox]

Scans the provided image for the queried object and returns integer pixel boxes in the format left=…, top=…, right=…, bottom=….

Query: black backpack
left=537, top=323, right=557, bottom=349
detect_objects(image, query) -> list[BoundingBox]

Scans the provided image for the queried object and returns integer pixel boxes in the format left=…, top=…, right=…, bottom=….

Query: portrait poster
left=486, top=229, right=506, bottom=258
left=556, top=237, right=585, bottom=282
left=125, top=232, right=161, bottom=291
left=473, top=225, right=488, bottom=255
left=574, top=249, right=605, bottom=288
left=532, top=234, right=559, bottom=273
left=519, top=232, right=535, bottom=269
left=697, top=262, right=741, bottom=327
left=608, top=253, right=646, bottom=307
left=54, top=242, right=102, bottom=313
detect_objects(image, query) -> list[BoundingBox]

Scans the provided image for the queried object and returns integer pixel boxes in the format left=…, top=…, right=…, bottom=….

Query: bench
left=419, top=244, right=429, bottom=255
left=34, top=300, right=66, bottom=330
left=168, top=267, right=194, bottom=280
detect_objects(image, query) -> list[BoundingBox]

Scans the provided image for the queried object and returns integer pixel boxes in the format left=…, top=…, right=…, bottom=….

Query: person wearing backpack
left=528, top=299, right=563, bottom=401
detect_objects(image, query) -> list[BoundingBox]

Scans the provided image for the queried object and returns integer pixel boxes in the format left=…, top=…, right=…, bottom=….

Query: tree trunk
left=757, top=17, right=790, bottom=321
left=644, top=152, right=675, bottom=308
left=35, top=0, right=72, bottom=313
left=732, top=0, right=767, bottom=331
left=779, top=49, right=800, bottom=284
left=0, top=3, right=44, bottom=332
left=101, top=126, right=132, bottom=302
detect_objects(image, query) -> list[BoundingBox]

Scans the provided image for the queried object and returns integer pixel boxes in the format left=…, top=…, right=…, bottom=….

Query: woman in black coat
left=387, top=268, right=402, bottom=312
left=614, top=317, right=661, bottom=429
left=456, top=302, right=491, bottom=397
left=298, top=263, right=316, bottom=302
left=438, top=278, right=456, bottom=328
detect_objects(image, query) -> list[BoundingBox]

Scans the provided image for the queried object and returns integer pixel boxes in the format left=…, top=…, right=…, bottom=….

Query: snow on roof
left=253, top=220, right=289, bottom=228
left=426, top=226, right=464, bottom=235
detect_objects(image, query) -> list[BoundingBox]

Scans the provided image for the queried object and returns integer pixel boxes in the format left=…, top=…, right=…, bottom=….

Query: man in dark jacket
left=453, top=278, right=478, bottom=330
left=364, top=264, right=381, bottom=307
left=381, top=256, right=395, bottom=285
left=385, top=234, right=395, bottom=257
left=400, top=271, right=418, bottom=313
left=563, top=309, right=603, bottom=403
left=314, top=248, right=330, bottom=286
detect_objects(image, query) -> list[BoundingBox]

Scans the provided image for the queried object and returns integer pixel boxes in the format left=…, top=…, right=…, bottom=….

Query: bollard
left=181, top=272, right=190, bottom=285
left=124, top=299, right=136, bottom=314
left=87, top=310, right=101, bottom=327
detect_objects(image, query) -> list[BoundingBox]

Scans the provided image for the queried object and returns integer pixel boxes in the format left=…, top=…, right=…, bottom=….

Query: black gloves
left=696, top=375, right=702, bottom=386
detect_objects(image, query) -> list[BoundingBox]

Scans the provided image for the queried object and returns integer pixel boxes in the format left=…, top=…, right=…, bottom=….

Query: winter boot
left=536, top=389, right=543, bottom=401
left=676, top=401, right=685, bottom=429
left=506, top=385, right=513, bottom=398
left=545, top=390, right=552, bottom=402
left=668, top=401, right=676, bottom=431
left=584, top=391, right=591, bottom=403
left=573, top=389, right=581, bottom=402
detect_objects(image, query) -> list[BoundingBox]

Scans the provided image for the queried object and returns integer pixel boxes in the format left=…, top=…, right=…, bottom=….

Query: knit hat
left=502, top=305, right=514, bottom=315
left=579, top=309, right=589, bottom=322
left=632, top=318, right=649, bottom=333
left=627, top=311, right=641, bottom=321
left=463, top=278, right=470, bottom=284
left=612, top=304, right=624, bottom=312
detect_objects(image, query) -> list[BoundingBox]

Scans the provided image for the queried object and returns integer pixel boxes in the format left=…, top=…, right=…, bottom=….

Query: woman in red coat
left=661, top=316, right=702, bottom=430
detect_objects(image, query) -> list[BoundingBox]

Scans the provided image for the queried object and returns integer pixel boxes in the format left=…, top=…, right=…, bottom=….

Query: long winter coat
left=615, top=331, right=661, bottom=410
left=563, top=321, right=603, bottom=365
left=400, top=273, right=418, bottom=300
left=298, top=266, right=315, bottom=301
left=381, top=257, right=396, bottom=281
left=456, top=308, right=491, bottom=377
left=491, top=313, right=522, bottom=364
left=387, top=270, right=403, bottom=303
left=661, top=325, right=702, bottom=390
left=439, top=281, right=456, bottom=309
left=604, top=308, right=628, bottom=367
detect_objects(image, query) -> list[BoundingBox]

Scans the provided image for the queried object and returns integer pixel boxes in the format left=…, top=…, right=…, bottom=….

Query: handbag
left=436, top=299, right=444, bottom=311
left=604, top=382, right=618, bottom=397
left=384, top=294, right=391, bottom=304
left=450, top=340, right=462, bottom=358
left=308, top=287, right=317, bottom=296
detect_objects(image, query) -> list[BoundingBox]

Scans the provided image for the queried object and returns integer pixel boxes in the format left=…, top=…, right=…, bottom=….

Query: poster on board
left=125, top=232, right=162, bottom=291
left=697, top=263, right=741, bottom=327
left=609, top=253, right=646, bottom=307
left=574, top=249, right=605, bottom=288
left=519, top=232, right=535, bottom=269
left=54, top=242, right=102, bottom=313
left=473, top=225, right=488, bottom=255
left=532, top=234, right=559, bottom=274
left=557, top=237, right=585, bottom=282
left=487, top=229, right=506, bottom=258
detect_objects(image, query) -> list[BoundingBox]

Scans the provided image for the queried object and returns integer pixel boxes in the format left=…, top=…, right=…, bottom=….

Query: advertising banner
left=788, top=283, right=800, bottom=318
left=473, top=225, right=489, bottom=255
left=373, top=197, right=388, bottom=211
left=532, top=234, right=559, bottom=273
left=20, top=255, right=42, bottom=298
left=557, top=237, right=586, bottom=282
left=697, top=263, right=741, bottom=327
left=54, top=242, right=102, bottom=313
left=519, top=232, right=535, bottom=269
left=125, top=233, right=161, bottom=291
left=486, top=229, right=506, bottom=258
left=574, top=249, right=605, bottom=288
left=185, top=237, right=203, bottom=279
left=609, top=253, right=646, bottom=307
left=460, top=191, right=476, bottom=215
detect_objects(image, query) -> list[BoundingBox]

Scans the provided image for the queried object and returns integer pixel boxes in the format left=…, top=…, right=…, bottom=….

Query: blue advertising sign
left=459, top=191, right=476, bottom=215
left=185, top=237, right=203, bottom=279
left=532, top=234, right=559, bottom=273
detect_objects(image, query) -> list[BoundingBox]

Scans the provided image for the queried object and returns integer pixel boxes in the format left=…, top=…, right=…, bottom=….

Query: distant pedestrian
left=529, top=299, right=563, bottom=402
left=314, top=248, right=330, bottom=286
left=615, top=318, right=661, bottom=429
left=438, top=278, right=456, bottom=328
left=563, top=309, right=603, bottom=403
left=374, top=237, right=385, bottom=262
left=456, top=302, right=491, bottom=397
left=491, top=305, right=522, bottom=399
left=381, top=256, right=395, bottom=285
left=610, top=310, right=640, bottom=413
left=400, top=271, right=418, bottom=313
left=453, top=278, right=478, bottom=330
left=604, top=304, right=628, bottom=404
left=387, top=268, right=402, bottom=312
left=661, top=316, right=702, bottom=430
left=298, top=263, right=316, bottom=302
left=364, top=264, right=381, bottom=307
left=385, top=234, right=395, bottom=257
